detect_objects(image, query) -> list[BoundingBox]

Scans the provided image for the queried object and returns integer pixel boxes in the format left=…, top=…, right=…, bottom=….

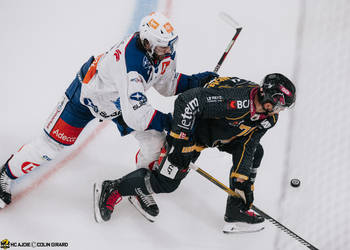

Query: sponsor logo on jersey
left=228, top=99, right=250, bottom=109
left=130, top=92, right=147, bottom=102
left=228, top=100, right=237, bottom=109
left=49, top=118, right=83, bottom=145
left=41, top=155, right=52, bottom=161
left=260, top=119, right=272, bottom=129
left=21, top=161, right=40, bottom=174
left=99, top=110, right=121, bottom=118
left=114, top=49, right=122, bottom=62
left=83, top=98, right=120, bottom=118
left=130, top=92, right=148, bottom=110
left=206, top=96, right=223, bottom=103
left=237, top=100, right=250, bottom=109
left=179, top=98, right=199, bottom=129
left=52, top=129, right=78, bottom=144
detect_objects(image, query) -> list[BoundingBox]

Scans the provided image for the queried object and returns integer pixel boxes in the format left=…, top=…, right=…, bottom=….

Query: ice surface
left=0, top=0, right=303, bottom=249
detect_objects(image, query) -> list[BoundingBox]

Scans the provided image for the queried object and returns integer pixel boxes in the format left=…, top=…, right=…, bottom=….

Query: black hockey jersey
left=171, top=77, right=278, bottom=179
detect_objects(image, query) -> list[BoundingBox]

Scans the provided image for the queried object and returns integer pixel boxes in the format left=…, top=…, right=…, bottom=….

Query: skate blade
left=0, top=199, right=6, bottom=209
left=93, top=182, right=103, bottom=223
left=222, top=222, right=265, bottom=234
left=128, top=196, right=156, bottom=223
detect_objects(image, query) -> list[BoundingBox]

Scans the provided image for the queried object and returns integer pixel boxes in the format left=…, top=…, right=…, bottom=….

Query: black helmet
left=259, top=73, right=296, bottom=112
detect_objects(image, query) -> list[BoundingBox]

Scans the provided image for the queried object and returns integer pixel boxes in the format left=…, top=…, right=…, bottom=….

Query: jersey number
left=237, top=124, right=255, bottom=137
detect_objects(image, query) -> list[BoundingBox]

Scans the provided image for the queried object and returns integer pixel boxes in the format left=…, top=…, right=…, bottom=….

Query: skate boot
left=0, top=164, right=12, bottom=208
left=93, top=180, right=122, bottom=223
left=128, top=193, right=159, bottom=222
left=223, top=196, right=265, bottom=233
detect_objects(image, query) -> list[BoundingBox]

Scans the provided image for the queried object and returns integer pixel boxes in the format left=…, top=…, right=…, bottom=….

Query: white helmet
left=139, top=12, right=178, bottom=56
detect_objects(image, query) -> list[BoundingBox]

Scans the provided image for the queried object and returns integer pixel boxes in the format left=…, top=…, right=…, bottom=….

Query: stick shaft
left=214, top=27, right=242, bottom=73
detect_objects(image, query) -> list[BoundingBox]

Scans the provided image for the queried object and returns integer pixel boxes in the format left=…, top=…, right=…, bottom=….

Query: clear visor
left=271, top=93, right=287, bottom=112
left=154, top=36, right=178, bottom=56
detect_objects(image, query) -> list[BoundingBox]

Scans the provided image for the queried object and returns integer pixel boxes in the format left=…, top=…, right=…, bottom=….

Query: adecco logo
left=52, top=129, right=77, bottom=144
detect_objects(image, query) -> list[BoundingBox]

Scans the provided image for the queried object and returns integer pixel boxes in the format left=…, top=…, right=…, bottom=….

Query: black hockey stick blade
left=252, top=205, right=319, bottom=250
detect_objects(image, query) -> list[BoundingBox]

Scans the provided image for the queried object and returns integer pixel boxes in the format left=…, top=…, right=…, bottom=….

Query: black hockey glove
left=189, top=71, right=219, bottom=88
left=232, top=179, right=254, bottom=211
left=155, top=134, right=194, bottom=180
left=166, top=134, right=194, bottom=170
left=162, top=112, right=173, bottom=132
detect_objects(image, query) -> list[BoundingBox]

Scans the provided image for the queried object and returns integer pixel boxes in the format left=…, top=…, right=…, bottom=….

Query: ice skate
left=0, top=165, right=12, bottom=208
left=223, top=210, right=265, bottom=233
left=223, top=196, right=264, bottom=233
left=93, top=180, right=122, bottom=223
left=128, top=193, right=159, bottom=222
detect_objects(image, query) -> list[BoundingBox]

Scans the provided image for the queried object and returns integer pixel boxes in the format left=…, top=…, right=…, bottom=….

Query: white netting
left=275, top=0, right=350, bottom=249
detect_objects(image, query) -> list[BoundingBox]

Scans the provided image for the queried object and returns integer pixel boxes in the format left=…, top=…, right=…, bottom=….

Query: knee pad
left=7, top=133, right=65, bottom=178
left=133, top=130, right=166, bottom=169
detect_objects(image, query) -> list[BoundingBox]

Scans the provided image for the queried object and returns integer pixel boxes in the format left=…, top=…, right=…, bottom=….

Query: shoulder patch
left=260, top=119, right=272, bottom=129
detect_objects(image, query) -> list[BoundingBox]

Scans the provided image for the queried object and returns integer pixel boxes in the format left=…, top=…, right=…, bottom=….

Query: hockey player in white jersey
left=0, top=12, right=218, bottom=217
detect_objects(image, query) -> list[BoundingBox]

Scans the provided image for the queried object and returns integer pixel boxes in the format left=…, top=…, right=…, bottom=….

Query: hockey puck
left=290, top=178, right=301, bottom=187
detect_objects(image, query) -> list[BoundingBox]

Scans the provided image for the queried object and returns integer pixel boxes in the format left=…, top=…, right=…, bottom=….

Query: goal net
left=275, top=0, right=350, bottom=249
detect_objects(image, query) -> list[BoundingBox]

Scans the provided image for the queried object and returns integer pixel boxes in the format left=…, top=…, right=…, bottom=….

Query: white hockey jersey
left=78, top=33, right=184, bottom=133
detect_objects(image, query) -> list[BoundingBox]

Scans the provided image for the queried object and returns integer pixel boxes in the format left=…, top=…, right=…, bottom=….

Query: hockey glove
left=162, top=113, right=173, bottom=132
left=233, top=179, right=254, bottom=211
left=191, top=71, right=219, bottom=87
left=166, top=134, right=194, bottom=170
left=155, top=134, right=194, bottom=180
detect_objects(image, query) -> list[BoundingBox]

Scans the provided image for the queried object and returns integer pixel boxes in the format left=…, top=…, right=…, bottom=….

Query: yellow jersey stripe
left=230, top=130, right=255, bottom=179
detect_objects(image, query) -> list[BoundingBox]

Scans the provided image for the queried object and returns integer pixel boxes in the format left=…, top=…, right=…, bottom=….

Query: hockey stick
left=213, top=12, right=242, bottom=73
left=189, top=163, right=319, bottom=250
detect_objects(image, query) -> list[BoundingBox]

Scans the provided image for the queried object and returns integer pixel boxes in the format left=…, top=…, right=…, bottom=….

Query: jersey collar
left=249, top=87, right=268, bottom=121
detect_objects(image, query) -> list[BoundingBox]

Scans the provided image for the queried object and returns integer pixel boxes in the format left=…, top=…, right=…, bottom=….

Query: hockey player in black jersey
left=93, top=73, right=296, bottom=233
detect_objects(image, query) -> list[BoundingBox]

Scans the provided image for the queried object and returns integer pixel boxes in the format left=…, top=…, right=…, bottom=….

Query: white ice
left=0, top=0, right=304, bottom=249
